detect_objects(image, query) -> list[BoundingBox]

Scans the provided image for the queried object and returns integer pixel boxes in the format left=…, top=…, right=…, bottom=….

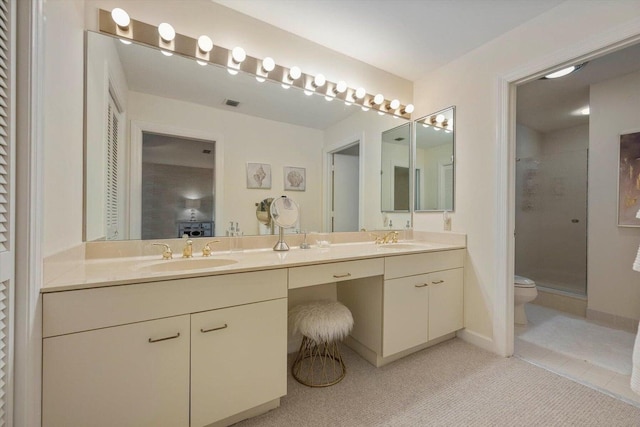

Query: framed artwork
left=284, top=166, right=306, bottom=191
left=618, top=130, right=640, bottom=227
left=246, top=163, right=272, bottom=189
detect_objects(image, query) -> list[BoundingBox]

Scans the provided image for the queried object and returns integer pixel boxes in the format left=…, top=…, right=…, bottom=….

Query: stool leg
left=291, top=336, right=347, bottom=387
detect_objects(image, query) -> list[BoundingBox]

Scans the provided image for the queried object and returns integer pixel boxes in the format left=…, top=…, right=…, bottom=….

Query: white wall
left=589, top=69, right=640, bottom=321
left=128, top=91, right=324, bottom=237
left=43, top=0, right=412, bottom=256
left=412, top=1, right=640, bottom=348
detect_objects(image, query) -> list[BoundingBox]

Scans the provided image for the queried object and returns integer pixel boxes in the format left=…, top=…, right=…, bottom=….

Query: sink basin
left=137, top=257, right=238, bottom=273
left=376, top=243, right=429, bottom=250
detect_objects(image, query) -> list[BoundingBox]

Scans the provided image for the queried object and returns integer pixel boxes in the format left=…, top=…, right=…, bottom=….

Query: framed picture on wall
left=246, top=163, right=272, bottom=189
left=618, top=130, right=640, bottom=227
left=284, top=166, right=306, bottom=191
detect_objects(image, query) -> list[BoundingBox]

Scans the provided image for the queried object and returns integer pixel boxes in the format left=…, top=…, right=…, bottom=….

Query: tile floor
left=514, top=304, right=640, bottom=407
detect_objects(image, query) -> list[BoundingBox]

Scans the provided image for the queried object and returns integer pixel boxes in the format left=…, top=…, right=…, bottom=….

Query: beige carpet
left=237, top=338, right=640, bottom=426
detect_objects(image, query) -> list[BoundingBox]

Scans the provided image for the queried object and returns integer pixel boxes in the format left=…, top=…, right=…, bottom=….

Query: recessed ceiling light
left=543, top=63, right=585, bottom=79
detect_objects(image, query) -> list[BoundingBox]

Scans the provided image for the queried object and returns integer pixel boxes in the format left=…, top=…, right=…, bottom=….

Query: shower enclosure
left=515, top=148, right=588, bottom=296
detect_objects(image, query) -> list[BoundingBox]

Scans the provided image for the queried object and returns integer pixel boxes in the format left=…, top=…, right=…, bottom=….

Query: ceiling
left=212, top=0, right=565, bottom=81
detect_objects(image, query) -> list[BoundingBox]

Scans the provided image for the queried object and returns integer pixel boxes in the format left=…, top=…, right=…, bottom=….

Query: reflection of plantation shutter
left=0, top=0, right=14, bottom=425
left=105, top=95, right=120, bottom=240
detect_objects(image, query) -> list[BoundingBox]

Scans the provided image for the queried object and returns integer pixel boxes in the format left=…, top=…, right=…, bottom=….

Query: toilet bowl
left=514, top=275, right=537, bottom=325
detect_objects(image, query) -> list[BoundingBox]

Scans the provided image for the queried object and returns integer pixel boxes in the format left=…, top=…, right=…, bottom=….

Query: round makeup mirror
left=270, top=196, right=299, bottom=251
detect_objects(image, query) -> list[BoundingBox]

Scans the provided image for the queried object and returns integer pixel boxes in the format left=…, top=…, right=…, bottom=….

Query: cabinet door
left=42, top=315, right=190, bottom=427
left=428, top=268, right=464, bottom=340
left=383, top=274, right=429, bottom=357
left=191, top=298, right=287, bottom=427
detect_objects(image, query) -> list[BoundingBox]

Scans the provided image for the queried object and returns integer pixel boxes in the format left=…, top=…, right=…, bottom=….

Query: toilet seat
left=514, top=275, right=536, bottom=288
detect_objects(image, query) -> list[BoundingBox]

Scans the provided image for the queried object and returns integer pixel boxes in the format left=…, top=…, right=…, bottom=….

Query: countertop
left=41, top=240, right=466, bottom=293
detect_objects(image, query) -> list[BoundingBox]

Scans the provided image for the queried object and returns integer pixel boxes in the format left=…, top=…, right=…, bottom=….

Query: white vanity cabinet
left=42, top=269, right=288, bottom=427
left=382, top=250, right=464, bottom=357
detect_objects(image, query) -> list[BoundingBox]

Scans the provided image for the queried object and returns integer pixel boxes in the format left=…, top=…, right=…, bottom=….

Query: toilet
left=514, top=275, right=538, bottom=325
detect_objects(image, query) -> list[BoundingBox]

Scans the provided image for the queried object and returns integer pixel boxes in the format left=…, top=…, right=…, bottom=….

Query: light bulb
left=281, top=83, right=291, bottom=89
left=335, top=81, right=347, bottom=94
left=232, top=47, right=246, bottom=64
left=313, top=74, right=326, bottom=88
left=422, top=123, right=429, bottom=128
left=345, top=101, right=352, bottom=106
left=389, top=99, right=400, bottom=110
left=361, top=106, right=370, bottom=112
left=197, top=35, right=213, bottom=53
left=355, top=87, right=366, bottom=99
left=434, top=127, right=440, bottom=131
left=158, top=23, right=175, bottom=42
left=545, top=66, right=576, bottom=79
left=227, top=68, right=238, bottom=75
left=256, top=76, right=266, bottom=83
left=373, top=94, right=384, bottom=105
left=325, top=96, right=333, bottom=101
left=378, top=111, right=385, bottom=116
left=262, top=57, right=275, bottom=72
left=119, top=39, right=132, bottom=45
left=289, top=66, right=302, bottom=81
left=403, top=104, right=415, bottom=114
left=111, top=8, right=130, bottom=28
left=196, top=60, right=207, bottom=66
left=304, top=90, right=313, bottom=96
left=161, top=50, right=173, bottom=57
left=436, top=114, right=445, bottom=123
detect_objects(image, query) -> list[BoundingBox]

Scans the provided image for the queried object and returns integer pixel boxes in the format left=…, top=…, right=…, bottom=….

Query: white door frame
left=323, top=132, right=365, bottom=232
left=495, top=19, right=640, bottom=357
left=129, top=121, right=223, bottom=238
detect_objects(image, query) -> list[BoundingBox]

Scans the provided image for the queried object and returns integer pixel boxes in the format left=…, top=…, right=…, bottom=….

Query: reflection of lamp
left=185, top=199, right=201, bottom=221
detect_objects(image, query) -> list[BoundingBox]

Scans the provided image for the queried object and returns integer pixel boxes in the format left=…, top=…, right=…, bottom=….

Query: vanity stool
left=289, top=300, right=354, bottom=387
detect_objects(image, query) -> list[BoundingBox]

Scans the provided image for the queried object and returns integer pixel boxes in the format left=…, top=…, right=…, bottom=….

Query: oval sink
left=137, top=257, right=238, bottom=273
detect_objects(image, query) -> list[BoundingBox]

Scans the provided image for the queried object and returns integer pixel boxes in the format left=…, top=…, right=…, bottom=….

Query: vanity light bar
left=98, top=9, right=413, bottom=119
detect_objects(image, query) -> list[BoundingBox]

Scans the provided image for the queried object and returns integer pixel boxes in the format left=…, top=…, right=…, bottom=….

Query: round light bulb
left=325, top=96, right=333, bottom=101
left=161, top=50, right=173, bottom=57
left=119, top=39, right=132, bottom=45
left=196, top=60, right=207, bottom=66
left=111, top=8, right=130, bottom=28
left=335, top=81, right=347, bottom=93
left=304, top=90, right=313, bottom=96
left=389, top=99, right=400, bottom=110
left=545, top=66, right=576, bottom=79
left=313, top=74, right=326, bottom=88
left=281, top=83, right=291, bottom=89
left=262, top=57, right=275, bottom=72
left=373, top=94, right=384, bottom=105
left=404, top=104, right=415, bottom=114
left=256, top=76, right=266, bottom=83
left=158, top=23, right=175, bottom=42
left=355, top=87, right=366, bottom=99
left=435, top=114, right=445, bottom=123
left=227, top=68, right=238, bottom=75
left=361, top=106, right=370, bottom=112
left=232, top=46, right=246, bottom=64
left=289, top=66, right=302, bottom=80
left=197, top=35, right=213, bottom=53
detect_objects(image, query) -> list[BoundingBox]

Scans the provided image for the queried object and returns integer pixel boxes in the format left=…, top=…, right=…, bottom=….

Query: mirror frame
left=412, top=105, right=455, bottom=212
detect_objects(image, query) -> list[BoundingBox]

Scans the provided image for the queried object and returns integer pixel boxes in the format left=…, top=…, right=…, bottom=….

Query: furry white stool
left=289, top=300, right=354, bottom=387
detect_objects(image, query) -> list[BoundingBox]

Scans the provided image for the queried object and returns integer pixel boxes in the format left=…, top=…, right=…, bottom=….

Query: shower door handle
left=571, top=219, right=579, bottom=223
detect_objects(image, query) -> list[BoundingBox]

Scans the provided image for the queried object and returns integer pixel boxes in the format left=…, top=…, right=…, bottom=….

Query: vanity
left=41, top=234, right=465, bottom=427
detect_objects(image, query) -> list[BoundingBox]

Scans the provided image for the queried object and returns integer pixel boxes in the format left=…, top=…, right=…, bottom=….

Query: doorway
left=330, top=143, right=360, bottom=232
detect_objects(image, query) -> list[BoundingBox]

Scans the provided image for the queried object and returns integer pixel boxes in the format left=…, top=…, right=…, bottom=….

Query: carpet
left=236, top=338, right=640, bottom=426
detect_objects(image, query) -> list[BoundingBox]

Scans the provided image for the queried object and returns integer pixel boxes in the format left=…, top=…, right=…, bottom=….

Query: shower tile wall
left=142, top=163, right=214, bottom=239
left=516, top=124, right=588, bottom=295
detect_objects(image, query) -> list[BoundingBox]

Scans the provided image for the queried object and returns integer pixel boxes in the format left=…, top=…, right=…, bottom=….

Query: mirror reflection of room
left=380, top=123, right=411, bottom=212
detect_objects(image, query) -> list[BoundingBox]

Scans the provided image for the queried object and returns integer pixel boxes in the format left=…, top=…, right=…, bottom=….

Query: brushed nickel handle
left=415, top=283, right=428, bottom=288
left=148, top=332, right=180, bottom=343
left=432, top=280, right=444, bottom=284
left=200, top=324, right=228, bottom=333
left=333, top=273, right=352, bottom=279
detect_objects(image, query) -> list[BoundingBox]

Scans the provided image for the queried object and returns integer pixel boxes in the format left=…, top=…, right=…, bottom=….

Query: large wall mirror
left=84, top=31, right=410, bottom=241
left=414, top=106, right=455, bottom=211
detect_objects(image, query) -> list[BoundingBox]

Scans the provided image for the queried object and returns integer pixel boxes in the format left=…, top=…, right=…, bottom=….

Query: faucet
left=182, top=238, right=193, bottom=258
left=202, top=240, right=221, bottom=256
left=152, top=243, right=173, bottom=260
left=372, top=231, right=399, bottom=244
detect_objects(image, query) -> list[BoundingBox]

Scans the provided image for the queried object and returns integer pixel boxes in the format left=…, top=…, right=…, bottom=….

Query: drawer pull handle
left=200, top=324, right=228, bottom=333
left=415, top=283, right=428, bottom=288
left=148, top=332, right=180, bottom=343
left=431, top=280, right=445, bottom=284
left=333, top=273, right=352, bottom=279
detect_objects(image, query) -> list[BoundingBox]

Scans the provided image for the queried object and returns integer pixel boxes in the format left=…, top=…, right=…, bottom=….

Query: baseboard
left=456, top=328, right=494, bottom=353
left=586, top=308, right=639, bottom=333
left=532, top=288, right=587, bottom=317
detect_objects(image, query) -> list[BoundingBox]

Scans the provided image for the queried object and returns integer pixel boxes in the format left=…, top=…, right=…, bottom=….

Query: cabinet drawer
left=384, top=249, right=464, bottom=279
left=43, top=269, right=287, bottom=337
left=288, top=258, right=384, bottom=289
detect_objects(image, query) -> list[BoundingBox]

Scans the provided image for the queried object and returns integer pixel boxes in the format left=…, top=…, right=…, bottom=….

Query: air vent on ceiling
left=394, top=137, right=405, bottom=141
left=224, top=99, right=240, bottom=107
left=202, top=149, right=211, bottom=154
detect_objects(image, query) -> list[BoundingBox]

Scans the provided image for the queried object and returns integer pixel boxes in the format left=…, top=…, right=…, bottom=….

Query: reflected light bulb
left=325, top=96, right=333, bottom=101
left=281, top=83, right=291, bottom=89
left=196, top=60, right=207, bottom=66
left=161, top=50, right=173, bottom=57
left=361, top=106, right=370, bottom=112
left=119, top=39, right=132, bottom=45
left=435, top=114, right=445, bottom=123
left=111, top=8, right=130, bottom=28
left=304, top=90, right=313, bottom=96
left=227, top=68, right=238, bottom=75
left=158, top=23, right=175, bottom=42
left=256, top=76, right=266, bottom=83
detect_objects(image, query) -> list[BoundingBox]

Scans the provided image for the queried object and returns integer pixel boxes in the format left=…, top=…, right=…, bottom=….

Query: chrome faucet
left=182, top=238, right=193, bottom=258
left=202, top=240, right=221, bottom=256
left=152, top=243, right=173, bottom=260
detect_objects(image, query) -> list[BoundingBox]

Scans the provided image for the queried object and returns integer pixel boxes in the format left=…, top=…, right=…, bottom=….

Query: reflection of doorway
left=393, top=166, right=409, bottom=210
left=330, top=143, right=360, bottom=232
left=438, top=162, right=453, bottom=210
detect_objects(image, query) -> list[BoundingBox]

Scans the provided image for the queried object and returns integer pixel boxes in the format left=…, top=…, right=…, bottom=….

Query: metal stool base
left=291, top=336, right=346, bottom=387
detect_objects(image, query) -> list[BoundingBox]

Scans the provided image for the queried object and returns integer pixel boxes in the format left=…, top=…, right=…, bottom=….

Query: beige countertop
left=42, top=240, right=465, bottom=293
